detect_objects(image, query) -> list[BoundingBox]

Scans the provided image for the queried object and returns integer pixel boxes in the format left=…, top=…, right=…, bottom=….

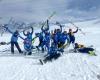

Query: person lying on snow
left=39, top=43, right=64, bottom=65
left=74, top=43, right=96, bottom=56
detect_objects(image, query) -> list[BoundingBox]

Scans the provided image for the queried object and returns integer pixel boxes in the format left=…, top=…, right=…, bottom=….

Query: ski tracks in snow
left=64, top=53, right=100, bottom=80
left=83, top=56, right=100, bottom=80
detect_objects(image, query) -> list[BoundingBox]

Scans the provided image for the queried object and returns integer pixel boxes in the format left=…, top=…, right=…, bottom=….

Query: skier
left=51, top=29, right=58, bottom=47
left=35, top=32, right=44, bottom=52
left=23, top=27, right=34, bottom=55
left=68, top=27, right=78, bottom=47
left=39, top=43, right=64, bottom=65
left=74, top=43, right=96, bottom=56
left=56, top=28, right=62, bottom=44
left=23, top=37, right=34, bottom=55
left=23, top=27, right=34, bottom=41
left=42, top=20, right=50, bottom=51
left=52, top=22, right=63, bottom=48
left=58, top=31, right=70, bottom=49
left=43, top=31, right=51, bottom=51
left=4, top=27, right=23, bottom=54
left=41, top=20, right=49, bottom=33
left=55, top=22, right=69, bottom=49
left=36, top=20, right=50, bottom=52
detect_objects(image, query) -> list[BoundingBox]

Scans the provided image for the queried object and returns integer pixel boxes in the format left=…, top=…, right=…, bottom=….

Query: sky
left=0, top=0, right=100, bottom=23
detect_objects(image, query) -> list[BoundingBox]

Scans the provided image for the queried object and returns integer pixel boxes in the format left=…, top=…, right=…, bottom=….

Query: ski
left=42, top=11, right=56, bottom=27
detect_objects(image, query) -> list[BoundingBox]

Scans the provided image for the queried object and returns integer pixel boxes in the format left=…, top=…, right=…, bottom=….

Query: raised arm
left=59, top=24, right=62, bottom=32
left=41, top=20, right=49, bottom=32
left=73, top=27, right=78, bottom=33
left=31, top=27, right=34, bottom=34
left=41, top=24, right=44, bottom=32
left=23, top=30, right=27, bottom=36
left=45, top=19, right=49, bottom=31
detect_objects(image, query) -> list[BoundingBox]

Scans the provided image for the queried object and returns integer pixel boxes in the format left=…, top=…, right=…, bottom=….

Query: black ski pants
left=78, top=47, right=94, bottom=53
left=11, top=42, right=22, bottom=53
left=44, top=53, right=61, bottom=63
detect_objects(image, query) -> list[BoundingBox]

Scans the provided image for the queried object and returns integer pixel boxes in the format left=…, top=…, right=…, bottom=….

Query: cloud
left=66, top=0, right=100, bottom=19
left=0, top=0, right=100, bottom=23
left=67, top=0, right=100, bottom=11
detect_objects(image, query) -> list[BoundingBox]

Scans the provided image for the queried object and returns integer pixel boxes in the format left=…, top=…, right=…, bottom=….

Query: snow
left=0, top=20, right=100, bottom=80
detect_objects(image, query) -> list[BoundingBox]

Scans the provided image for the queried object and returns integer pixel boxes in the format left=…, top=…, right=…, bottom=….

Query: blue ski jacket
left=59, top=33, right=69, bottom=43
left=52, top=33, right=58, bottom=45
left=68, top=28, right=78, bottom=43
left=48, top=44, right=64, bottom=55
left=24, top=38, right=32, bottom=51
left=44, top=32, right=50, bottom=44
left=56, top=31, right=62, bottom=43
left=48, top=45, right=57, bottom=55
left=23, top=27, right=33, bottom=41
left=36, top=32, right=44, bottom=42
left=41, top=20, right=49, bottom=33
left=5, top=27, right=24, bottom=42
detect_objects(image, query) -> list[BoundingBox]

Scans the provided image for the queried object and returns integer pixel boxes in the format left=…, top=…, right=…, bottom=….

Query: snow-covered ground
left=0, top=20, right=100, bottom=80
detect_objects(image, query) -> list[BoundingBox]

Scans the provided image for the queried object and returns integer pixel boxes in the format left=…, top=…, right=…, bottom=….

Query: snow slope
left=0, top=20, right=100, bottom=80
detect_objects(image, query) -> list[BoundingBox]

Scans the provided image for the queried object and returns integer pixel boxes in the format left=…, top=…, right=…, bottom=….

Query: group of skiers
left=4, top=25, right=34, bottom=55
left=2, top=19, right=96, bottom=64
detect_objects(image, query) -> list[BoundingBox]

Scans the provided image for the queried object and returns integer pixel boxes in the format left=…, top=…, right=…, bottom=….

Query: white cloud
left=0, top=0, right=100, bottom=23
